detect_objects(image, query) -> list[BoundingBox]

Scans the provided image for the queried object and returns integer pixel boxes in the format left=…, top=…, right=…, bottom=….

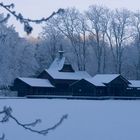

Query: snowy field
left=1, top=99, right=140, bottom=140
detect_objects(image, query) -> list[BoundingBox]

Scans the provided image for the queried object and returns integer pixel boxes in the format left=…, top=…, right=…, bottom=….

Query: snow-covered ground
left=1, top=99, right=140, bottom=140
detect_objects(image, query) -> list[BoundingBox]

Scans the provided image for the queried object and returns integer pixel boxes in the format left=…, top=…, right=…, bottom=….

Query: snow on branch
left=0, top=14, right=10, bottom=23
left=0, top=134, right=5, bottom=140
left=0, top=2, right=65, bottom=34
left=0, top=106, right=68, bottom=139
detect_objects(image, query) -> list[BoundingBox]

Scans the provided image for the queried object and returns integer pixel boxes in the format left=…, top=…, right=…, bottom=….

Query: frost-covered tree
left=86, top=5, right=110, bottom=73
left=0, top=15, right=40, bottom=87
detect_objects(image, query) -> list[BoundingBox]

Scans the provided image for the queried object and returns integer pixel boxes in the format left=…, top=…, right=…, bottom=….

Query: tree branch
left=0, top=2, right=65, bottom=34
left=0, top=106, right=68, bottom=138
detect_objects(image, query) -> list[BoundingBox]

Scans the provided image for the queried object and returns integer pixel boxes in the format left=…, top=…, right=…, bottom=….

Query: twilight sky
left=1, top=0, right=140, bottom=37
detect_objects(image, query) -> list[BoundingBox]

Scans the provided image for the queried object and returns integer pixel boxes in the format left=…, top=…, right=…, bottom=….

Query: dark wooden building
left=105, top=75, right=130, bottom=96
left=70, top=74, right=130, bottom=97
left=13, top=50, right=140, bottom=98
left=126, top=80, right=140, bottom=97
left=14, top=78, right=55, bottom=97
left=13, top=51, right=91, bottom=96
left=70, top=79, right=106, bottom=96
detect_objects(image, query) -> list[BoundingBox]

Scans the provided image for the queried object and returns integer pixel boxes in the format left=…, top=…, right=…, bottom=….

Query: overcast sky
left=1, top=0, right=140, bottom=37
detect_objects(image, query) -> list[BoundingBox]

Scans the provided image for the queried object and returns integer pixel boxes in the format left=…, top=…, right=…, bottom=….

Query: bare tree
left=131, top=11, right=140, bottom=79
left=72, top=13, right=89, bottom=71
left=106, top=9, right=131, bottom=74
left=52, top=8, right=89, bottom=70
left=41, top=18, right=64, bottom=61
left=86, top=5, right=109, bottom=73
left=53, top=8, right=81, bottom=70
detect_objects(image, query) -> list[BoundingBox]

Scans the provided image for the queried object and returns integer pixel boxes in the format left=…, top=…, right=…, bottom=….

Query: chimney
left=58, top=44, right=64, bottom=59
left=58, top=50, right=64, bottom=59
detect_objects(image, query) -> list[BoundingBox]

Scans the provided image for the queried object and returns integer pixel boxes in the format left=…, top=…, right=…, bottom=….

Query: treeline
left=38, top=5, right=140, bottom=80
left=0, top=5, right=140, bottom=87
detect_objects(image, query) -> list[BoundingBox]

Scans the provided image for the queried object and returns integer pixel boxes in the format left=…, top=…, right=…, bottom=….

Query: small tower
left=58, top=44, right=64, bottom=59
left=58, top=50, right=64, bottom=59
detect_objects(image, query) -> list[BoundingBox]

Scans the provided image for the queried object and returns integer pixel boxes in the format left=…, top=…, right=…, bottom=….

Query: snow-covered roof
left=129, top=80, right=140, bottom=88
left=18, top=77, right=54, bottom=87
left=48, top=57, right=65, bottom=71
left=45, top=69, right=91, bottom=80
left=86, top=74, right=120, bottom=86
left=47, top=54, right=91, bottom=80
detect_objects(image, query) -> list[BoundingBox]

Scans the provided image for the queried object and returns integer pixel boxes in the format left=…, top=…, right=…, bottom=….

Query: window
left=78, top=89, right=82, bottom=92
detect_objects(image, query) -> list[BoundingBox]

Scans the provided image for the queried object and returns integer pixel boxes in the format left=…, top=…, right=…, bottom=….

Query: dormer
left=59, top=64, right=75, bottom=72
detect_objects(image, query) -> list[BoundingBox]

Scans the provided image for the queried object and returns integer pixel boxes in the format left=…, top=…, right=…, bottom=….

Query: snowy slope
left=0, top=99, right=140, bottom=140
